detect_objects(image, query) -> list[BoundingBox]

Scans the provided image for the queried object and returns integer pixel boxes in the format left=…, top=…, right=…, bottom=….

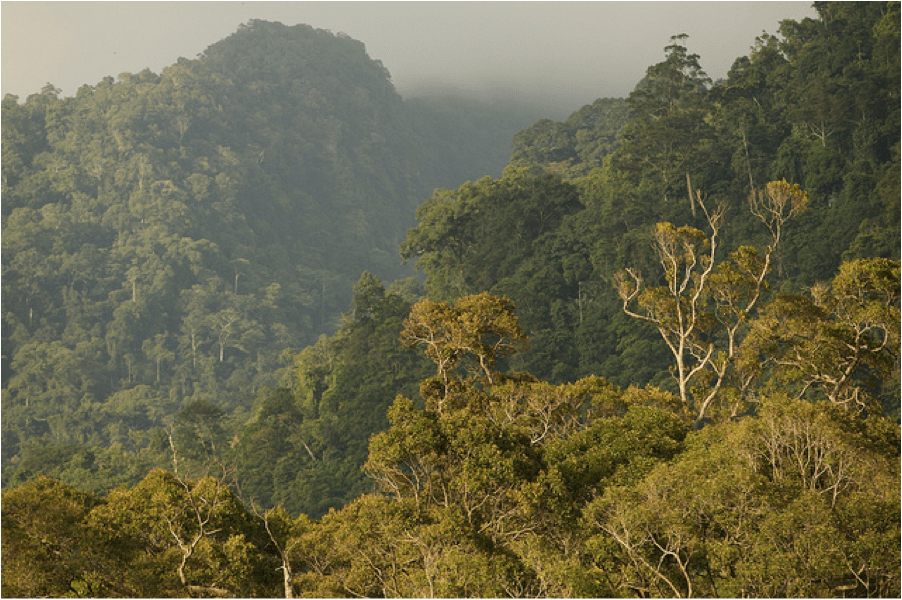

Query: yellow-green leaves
left=401, top=292, right=527, bottom=395
left=741, top=257, right=901, bottom=412
left=589, top=396, right=900, bottom=598
left=616, top=181, right=808, bottom=426
left=750, top=179, right=809, bottom=243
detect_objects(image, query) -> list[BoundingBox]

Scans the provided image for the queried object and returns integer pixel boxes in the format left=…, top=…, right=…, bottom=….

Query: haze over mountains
left=1, top=20, right=554, bottom=478
left=1, top=1, right=817, bottom=111
left=2, top=4, right=900, bottom=597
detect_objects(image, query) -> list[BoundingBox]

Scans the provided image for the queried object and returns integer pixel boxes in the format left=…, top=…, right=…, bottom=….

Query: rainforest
left=2, top=3, right=900, bottom=597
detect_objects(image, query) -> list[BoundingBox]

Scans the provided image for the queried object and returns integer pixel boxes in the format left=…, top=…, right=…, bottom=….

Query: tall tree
left=615, top=34, right=715, bottom=209
left=615, top=180, right=808, bottom=425
left=740, top=257, right=901, bottom=414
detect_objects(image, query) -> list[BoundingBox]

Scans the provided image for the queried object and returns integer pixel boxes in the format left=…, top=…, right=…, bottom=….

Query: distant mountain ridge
left=0, top=20, right=561, bottom=487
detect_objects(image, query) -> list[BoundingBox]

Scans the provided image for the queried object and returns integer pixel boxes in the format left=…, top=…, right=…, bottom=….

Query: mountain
left=403, top=3, right=900, bottom=392
left=1, top=6, right=899, bottom=598
left=3, top=0, right=898, bottom=522
left=0, top=20, right=553, bottom=488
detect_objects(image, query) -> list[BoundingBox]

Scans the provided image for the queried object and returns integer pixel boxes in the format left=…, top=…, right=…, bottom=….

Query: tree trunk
left=282, top=565, right=294, bottom=599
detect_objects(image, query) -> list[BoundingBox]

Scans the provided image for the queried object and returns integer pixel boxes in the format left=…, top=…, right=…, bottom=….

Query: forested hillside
left=404, top=3, right=900, bottom=390
left=1, top=20, right=552, bottom=491
left=3, top=3, right=900, bottom=598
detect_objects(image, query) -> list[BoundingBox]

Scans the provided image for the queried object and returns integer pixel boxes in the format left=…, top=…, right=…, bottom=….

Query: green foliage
left=508, top=97, right=629, bottom=176
left=615, top=34, right=717, bottom=204
left=170, top=399, right=228, bottom=473
left=232, top=273, right=433, bottom=518
left=404, top=4, right=899, bottom=391
left=2, top=284, right=898, bottom=597
left=614, top=180, right=808, bottom=426
left=1, top=20, right=535, bottom=492
left=2, top=470, right=282, bottom=598
left=741, top=257, right=901, bottom=413
left=1, top=6, right=899, bottom=597
left=587, top=395, right=900, bottom=598
left=2, top=476, right=105, bottom=597
left=401, top=168, right=583, bottom=300
left=401, top=292, right=528, bottom=393
left=354, top=295, right=684, bottom=597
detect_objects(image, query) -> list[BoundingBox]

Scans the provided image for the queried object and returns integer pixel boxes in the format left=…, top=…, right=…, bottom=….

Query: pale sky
left=2, top=1, right=817, bottom=110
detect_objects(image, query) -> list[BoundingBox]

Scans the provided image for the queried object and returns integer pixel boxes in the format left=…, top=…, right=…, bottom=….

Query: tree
left=614, top=180, right=808, bottom=425
left=1, top=476, right=106, bottom=597
left=233, top=273, right=433, bottom=519
left=252, top=505, right=313, bottom=598
left=169, top=399, right=229, bottom=476
left=740, top=257, right=901, bottom=413
left=401, top=293, right=528, bottom=404
left=143, top=332, right=175, bottom=384
left=400, top=169, right=582, bottom=300
left=3, top=19, right=540, bottom=492
left=587, top=395, right=900, bottom=598
left=615, top=34, right=715, bottom=207
left=89, top=468, right=279, bottom=597
left=363, top=292, right=689, bottom=597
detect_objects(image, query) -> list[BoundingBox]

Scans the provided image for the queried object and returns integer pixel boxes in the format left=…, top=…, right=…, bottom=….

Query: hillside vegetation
left=2, top=3, right=900, bottom=598
left=1, top=20, right=552, bottom=490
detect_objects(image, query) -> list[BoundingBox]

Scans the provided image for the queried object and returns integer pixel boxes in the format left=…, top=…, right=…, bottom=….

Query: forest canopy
left=2, top=3, right=900, bottom=598
left=0, top=20, right=552, bottom=492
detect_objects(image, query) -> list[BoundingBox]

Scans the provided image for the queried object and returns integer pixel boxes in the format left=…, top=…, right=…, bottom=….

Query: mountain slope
left=0, top=20, right=550, bottom=487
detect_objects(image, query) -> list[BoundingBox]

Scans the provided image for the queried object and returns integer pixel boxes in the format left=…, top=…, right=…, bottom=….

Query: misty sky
left=2, top=1, right=816, bottom=112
